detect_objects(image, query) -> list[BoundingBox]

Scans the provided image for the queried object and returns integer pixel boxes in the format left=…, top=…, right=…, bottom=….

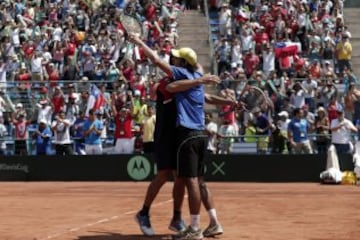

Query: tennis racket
left=239, top=85, right=271, bottom=113
left=119, top=13, right=143, bottom=38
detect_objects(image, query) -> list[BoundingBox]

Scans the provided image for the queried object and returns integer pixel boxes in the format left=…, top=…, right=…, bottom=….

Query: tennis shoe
left=135, top=211, right=154, bottom=236
left=168, top=219, right=187, bottom=232
left=173, top=225, right=203, bottom=240
left=203, top=223, right=223, bottom=237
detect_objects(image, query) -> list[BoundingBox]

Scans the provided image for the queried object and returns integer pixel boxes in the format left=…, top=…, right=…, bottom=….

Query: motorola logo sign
left=127, top=155, right=151, bottom=180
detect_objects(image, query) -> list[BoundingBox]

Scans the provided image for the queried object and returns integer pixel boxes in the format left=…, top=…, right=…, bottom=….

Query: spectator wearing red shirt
left=111, top=96, right=134, bottom=154
left=11, top=112, right=31, bottom=156
left=47, top=63, right=60, bottom=88
left=243, top=50, right=260, bottom=78
left=51, top=86, right=65, bottom=116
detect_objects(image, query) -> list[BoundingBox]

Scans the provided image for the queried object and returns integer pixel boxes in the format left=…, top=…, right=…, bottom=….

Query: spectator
left=205, top=112, right=218, bottom=154
left=314, top=107, right=330, bottom=154
left=330, top=105, right=357, bottom=154
left=51, top=110, right=73, bottom=156
left=288, top=108, right=313, bottom=154
left=336, top=33, right=352, bottom=74
left=253, top=107, right=270, bottom=153
left=11, top=112, right=32, bottom=156
left=218, top=119, right=237, bottom=154
left=141, top=105, right=156, bottom=154
left=111, top=98, right=134, bottom=154
left=83, top=109, right=103, bottom=155
left=0, top=115, right=7, bottom=155
left=32, top=119, right=52, bottom=155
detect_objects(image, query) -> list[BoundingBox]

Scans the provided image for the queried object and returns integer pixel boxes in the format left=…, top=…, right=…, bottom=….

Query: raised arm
left=128, top=33, right=173, bottom=77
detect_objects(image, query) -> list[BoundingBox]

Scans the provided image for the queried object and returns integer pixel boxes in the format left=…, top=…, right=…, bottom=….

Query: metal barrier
left=1, top=131, right=356, bottom=156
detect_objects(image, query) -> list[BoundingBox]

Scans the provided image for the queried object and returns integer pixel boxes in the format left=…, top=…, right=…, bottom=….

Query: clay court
left=0, top=182, right=359, bottom=240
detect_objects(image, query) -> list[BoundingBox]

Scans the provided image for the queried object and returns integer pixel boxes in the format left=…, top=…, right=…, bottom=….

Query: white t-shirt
left=331, top=118, right=355, bottom=144
left=262, top=51, right=275, bottom=73
left=206, top=121, right=218, bottom=153
left=302, top=80, right=318, bottom=98
left=290, top=90, right=305, bottom=108
left=52, top=119, right=72, bottom=144
left=37, top=105, right=52, bottom=125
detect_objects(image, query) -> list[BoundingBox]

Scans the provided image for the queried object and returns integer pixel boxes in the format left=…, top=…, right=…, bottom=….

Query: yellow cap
left=171, top=47, right=197, bottom=66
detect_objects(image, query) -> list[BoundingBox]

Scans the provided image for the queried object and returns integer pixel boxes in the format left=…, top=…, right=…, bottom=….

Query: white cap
left=39, top=119, right=47, bottom=124
left=278, top=111, right=289, bottom=118
left=16, top=103, right=23, bottom=108
left=134, top=90, right=141, bottom=96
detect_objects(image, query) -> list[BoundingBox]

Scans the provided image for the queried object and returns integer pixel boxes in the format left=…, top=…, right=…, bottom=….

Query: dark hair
left=293, top=108, right=301, bottom=116
left=88, top=109, right=95, bottom=115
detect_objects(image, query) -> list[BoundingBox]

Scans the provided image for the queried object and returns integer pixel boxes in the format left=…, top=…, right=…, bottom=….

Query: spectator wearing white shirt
left=218, top=3, right=232, bottom=37
left=262, top=44, right=275, bottom=78
left=30, top=51, right=43, bottom=81
left=36, top=99, right=53, bottom=126
left=330, top=106, right=357, bottom=154
left=290, top=83, right=306, bottom=109
left=205, top=112, right=218, bottom=154
left=51, top=110, right=73, bottom=155
left=302, top=77, right=318, bottom=112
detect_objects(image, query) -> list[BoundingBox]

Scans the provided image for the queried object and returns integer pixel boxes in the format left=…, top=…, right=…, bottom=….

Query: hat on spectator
left=171, top=47, right=197, bottom=66
left=336, top=105, right=344, bottom=113
left=81, top=76, right=89, bottom=82
left=276, top=1, right=283, bottom=6
left=16, top=103, right=23, bottom=108
left=134, top=90, right=141, bottom=96
left=278, top=111, right=289, bottom=118
left=324, top=60, right=330, bottom=65
left=39, top=119, right=47, bottom=125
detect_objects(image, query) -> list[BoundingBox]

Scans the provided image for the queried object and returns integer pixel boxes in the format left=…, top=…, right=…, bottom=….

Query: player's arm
left=204, top=93, right=237, bottom=106
left=129, top=33, right=173, bottom=77
left=165, top=74, right=220, bottom=93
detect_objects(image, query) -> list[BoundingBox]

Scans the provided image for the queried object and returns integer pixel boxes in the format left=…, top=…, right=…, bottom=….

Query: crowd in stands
left=0, top=0, right=358, bottom=156
left=206, top=0, right=360, bottom=154
left=0, top=0, right=184, bottom=155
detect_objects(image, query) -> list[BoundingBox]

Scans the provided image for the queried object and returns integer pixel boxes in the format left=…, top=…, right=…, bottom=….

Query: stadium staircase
left=344, top=7, right=360, bottom=78
left=177, top=9, right=219, bottom=113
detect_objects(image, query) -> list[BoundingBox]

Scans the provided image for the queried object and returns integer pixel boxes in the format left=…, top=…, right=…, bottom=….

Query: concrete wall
left=345, top=0, right=360, bottom=8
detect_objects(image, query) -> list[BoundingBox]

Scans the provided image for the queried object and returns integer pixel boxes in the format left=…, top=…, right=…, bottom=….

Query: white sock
left=207, top=208, right=218, bottom=223
left=190, top=214, right=200, bottom=231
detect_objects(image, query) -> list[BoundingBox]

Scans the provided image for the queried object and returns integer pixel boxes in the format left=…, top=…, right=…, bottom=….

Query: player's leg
left=173, top=131, right=205, bottom=239
left=199, top=177, right=224, bottom=237
left=136, top=169, right=171, bottom=236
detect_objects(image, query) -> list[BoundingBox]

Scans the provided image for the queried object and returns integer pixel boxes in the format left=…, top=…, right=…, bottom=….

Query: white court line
left=38, top=198, right=176, bottom=240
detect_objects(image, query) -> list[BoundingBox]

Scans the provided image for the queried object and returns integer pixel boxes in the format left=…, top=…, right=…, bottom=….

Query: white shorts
left=85, top=144, right=103, bottom=155
left=114, top=138, right=134, bottom=154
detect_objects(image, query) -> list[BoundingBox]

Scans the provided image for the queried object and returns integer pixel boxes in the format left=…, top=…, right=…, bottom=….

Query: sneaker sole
left=168, top=225, right=186, bottom=232
left=203, top=231, right=223, bottom=238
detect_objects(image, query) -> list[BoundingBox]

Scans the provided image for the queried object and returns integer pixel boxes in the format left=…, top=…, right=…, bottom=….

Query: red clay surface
left=0, top=182, right=359, bottom=240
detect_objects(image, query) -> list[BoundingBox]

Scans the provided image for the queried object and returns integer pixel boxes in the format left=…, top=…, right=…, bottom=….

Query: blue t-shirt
left=256, top=113, right=270, bottom=135
left=171, top=66, right=205, bottom=130
left=83, top=119, right=104, bottom=145
left=35, top=127, right=52, bottom=154
left=288, top=118, right=308, bottom=143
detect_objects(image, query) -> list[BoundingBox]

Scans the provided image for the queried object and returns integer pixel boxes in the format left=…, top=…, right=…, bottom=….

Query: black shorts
left=176, top=126, right=208, bottom=178
left=15, top=140, right=27, bottom=155
left=154, top=135, right=177, bottom=170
